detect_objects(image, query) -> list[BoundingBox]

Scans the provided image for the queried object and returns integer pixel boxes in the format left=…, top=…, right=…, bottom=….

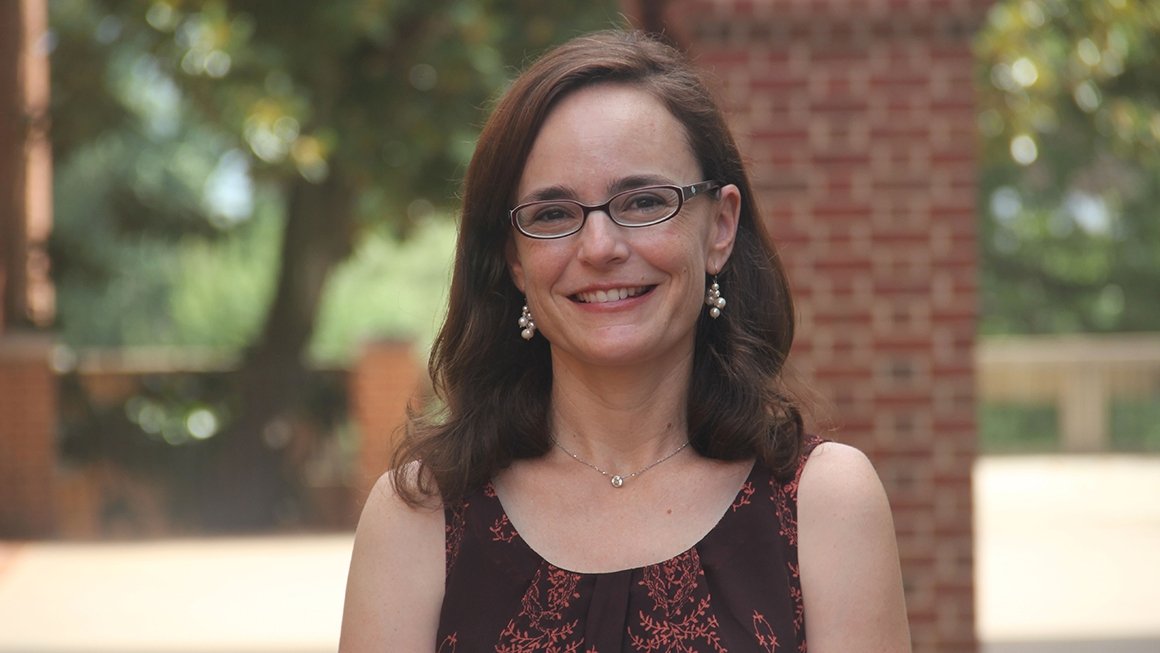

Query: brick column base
left=350, top=340, right=422, bottom=507
left=0, top=333, right=57, bottom=538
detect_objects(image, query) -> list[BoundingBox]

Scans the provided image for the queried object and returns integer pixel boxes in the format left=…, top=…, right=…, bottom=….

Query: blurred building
left=0, top=0, right=56, bottom=539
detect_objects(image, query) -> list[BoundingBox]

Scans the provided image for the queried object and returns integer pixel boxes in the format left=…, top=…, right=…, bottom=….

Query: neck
left=548, top=349, right=693, bottom=471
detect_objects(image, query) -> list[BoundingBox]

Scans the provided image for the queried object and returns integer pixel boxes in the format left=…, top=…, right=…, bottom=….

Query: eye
left=530, top=204, right=578, bottom=223
left=626, top=193, right=666, bottom=211
left=614, top=188, right=679, bottom=219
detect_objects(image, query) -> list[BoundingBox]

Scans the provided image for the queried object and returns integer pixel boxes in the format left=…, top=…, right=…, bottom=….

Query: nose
left=575, top=208, right=629, bottom=266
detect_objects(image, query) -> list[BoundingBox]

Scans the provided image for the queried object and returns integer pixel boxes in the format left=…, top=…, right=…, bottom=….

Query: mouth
left=572, top=286, right=652, bottom=304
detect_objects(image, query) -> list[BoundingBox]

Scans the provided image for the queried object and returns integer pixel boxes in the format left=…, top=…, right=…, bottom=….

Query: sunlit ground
left=0, top=455, right=1158, bottom=652
left=976, top=455, right=1160, bottom=653
left=0, top=535, right=350, bottom=653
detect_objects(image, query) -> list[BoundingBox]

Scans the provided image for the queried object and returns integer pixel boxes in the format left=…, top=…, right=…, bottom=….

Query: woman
left=340, top=30, right=910, bottom=652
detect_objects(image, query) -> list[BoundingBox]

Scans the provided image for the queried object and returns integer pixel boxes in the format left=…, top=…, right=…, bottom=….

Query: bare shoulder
left=339, top=462, right=446, bottom=652
left=799, top=441, right=887, bottom=509
left=798, top=442, right=912, bottom=652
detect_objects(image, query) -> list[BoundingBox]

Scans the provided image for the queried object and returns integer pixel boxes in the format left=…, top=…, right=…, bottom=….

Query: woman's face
left=507, top=83, right=739, bottom=371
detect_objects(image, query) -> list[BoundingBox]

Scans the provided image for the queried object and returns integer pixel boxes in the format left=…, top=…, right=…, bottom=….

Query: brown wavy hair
left=391, top=29, right=804, bottom=505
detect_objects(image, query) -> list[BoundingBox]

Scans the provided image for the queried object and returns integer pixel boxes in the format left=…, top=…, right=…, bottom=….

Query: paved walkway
left=0, top=456, right=1157, bottom=652
left=0, top=535, right=350, bottom=652
left=976, top=455, right=1160, bottom=653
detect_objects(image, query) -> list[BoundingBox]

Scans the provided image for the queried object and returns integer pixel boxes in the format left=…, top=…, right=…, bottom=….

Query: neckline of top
left=485, top=459, right=762, bottom=576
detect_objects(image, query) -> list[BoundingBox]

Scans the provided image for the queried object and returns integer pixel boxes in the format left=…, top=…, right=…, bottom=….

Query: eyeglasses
left=510, top=180, right=721, bottom=239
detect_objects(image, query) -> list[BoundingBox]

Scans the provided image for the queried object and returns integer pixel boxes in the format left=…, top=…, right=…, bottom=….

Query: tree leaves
left=50, top=0, right=619, bottom=347
left=977, top=0, right=1160, bottom=334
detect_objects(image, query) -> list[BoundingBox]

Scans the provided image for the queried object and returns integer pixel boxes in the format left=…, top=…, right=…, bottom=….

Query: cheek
left=516, top=247, right=570, bottom=290
left=671, top=216, right=715, bottom=256
left=647, top=227, right=712, bottom=275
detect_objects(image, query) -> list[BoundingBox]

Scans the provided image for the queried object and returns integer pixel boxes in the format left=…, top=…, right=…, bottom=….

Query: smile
left=573, top=286, right=651, bottom=304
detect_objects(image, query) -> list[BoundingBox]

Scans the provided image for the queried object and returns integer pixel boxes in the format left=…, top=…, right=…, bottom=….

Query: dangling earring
left=518, top=303, right=536, bottom=340
left=705, top=276, right=726, bottom=319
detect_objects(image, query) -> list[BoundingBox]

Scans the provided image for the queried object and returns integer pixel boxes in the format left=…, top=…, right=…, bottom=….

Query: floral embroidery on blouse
left=731, top=481, right=755, bottom=512
left=630, top=549, right=726, bottom=652
left=495, top=565, right=585, bottom=653
left=438, top=436, right=825, bottom=652
left=752, top=611, right=780, bottom=652
left=490, top=513, right=520, bottom=544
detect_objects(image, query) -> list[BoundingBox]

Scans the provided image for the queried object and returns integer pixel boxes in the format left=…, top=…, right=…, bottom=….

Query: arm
left=339, top=465, right=445, bottom=652
left=798, top=442, right=912, bottom=652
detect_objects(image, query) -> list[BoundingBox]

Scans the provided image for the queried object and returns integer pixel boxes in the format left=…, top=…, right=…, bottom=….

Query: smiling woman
left=340, top=30, right=911, bottom=653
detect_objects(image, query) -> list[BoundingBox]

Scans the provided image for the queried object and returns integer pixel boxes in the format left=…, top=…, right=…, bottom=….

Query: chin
left=564, top=335, right=691, bottom=369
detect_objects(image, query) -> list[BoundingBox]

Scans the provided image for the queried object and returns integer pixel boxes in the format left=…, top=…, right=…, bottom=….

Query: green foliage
left=1110, top=399, right=1160, bottom=451
left=977, top=402, right=1060, bottom=453
left=165, top=195, right=281, bottom=349
left=311, top=217, right=457, bottom=362
left=49, top=0, right=619, bottom=351
left=978, top=399, right=1160, bottom=454
left=976, top=0, right=1160, bottom=334
left=52, top=136, right=276, bottom=346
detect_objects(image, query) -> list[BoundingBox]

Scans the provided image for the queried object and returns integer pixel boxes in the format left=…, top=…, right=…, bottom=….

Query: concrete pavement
left=976, top=455, right=1160, bottom=653
left=0, top=535, right=350, bottom=652
left=0, top=455, right=1158, bottom=652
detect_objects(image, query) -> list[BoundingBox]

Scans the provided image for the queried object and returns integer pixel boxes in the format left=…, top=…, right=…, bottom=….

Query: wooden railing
left=977, top=334, right=1160, bottom=451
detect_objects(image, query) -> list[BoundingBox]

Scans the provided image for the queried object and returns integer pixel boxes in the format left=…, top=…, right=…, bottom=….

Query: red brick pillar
left=0, top=333, right=57, bottom=537
left=636, top=2, right=988, bottom=651
left=350, top=340, right=422, bottom=505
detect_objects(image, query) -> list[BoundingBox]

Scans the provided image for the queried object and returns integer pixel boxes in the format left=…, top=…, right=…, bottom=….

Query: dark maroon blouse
left=437, top=437, right=822, bottom=652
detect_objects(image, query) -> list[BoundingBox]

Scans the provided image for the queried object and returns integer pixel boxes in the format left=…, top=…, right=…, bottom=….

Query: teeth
left=576, top=286, right=646, bottom=304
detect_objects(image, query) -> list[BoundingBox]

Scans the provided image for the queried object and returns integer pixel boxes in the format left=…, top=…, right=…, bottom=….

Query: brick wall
left=0, top=334, right=57, bottom=537
left=350, top=340, right=423, bottom=503
left=641, top=1, right=988, bottom=651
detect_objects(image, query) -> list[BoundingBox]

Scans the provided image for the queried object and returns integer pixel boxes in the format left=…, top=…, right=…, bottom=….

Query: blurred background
left=0, top=0, right=1157, bottom=652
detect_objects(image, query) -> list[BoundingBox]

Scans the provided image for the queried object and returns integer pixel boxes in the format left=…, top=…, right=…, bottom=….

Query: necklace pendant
left=610, top=475, right=625, bottom=488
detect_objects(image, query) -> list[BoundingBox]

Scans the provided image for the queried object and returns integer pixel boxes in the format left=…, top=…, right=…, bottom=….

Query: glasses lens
left=610, top=186, right=681, bottom=226
left=515, top=202, right=584, bottom=237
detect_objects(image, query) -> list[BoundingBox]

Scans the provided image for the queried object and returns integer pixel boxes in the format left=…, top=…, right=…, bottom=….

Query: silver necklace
left=551, top=437, right=691, bottom=488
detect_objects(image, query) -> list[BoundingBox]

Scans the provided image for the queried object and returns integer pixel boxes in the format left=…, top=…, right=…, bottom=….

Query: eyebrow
left=517, top=174, right=677, bottom=205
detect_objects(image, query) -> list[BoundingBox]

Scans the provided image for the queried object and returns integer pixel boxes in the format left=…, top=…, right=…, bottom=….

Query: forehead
left=516, top=83, right=698, bottom=200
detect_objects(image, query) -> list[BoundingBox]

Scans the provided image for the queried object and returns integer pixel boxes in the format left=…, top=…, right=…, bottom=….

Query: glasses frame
left=510, top=180, right=722, bottom=240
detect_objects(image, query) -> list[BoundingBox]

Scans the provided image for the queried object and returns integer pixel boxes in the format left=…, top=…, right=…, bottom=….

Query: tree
left=50, top=0, right=619, bottom=529
left=976, top=0, right=1160, bottom=334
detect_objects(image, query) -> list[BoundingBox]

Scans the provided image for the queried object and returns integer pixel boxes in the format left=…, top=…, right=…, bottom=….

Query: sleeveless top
left=437, top=437, right=822, bottom=653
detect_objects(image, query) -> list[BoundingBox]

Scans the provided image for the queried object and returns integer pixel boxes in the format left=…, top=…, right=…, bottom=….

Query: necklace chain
left=551, top=437, right=691, bottom=488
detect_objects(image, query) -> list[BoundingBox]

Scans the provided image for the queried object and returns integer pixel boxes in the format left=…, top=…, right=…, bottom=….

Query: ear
left=506, top=237, right=527, bottom=293
left=706, top=183, right=741, bottom=275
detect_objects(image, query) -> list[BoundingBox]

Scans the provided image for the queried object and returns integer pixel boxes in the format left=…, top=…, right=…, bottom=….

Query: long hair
left=391, top=30, right=803, bottom=505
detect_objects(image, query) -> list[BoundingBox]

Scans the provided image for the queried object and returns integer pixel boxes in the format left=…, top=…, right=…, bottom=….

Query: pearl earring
left=705, top=277, right=726, bottom=319
left=518, top=303, right=536, bottom=340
